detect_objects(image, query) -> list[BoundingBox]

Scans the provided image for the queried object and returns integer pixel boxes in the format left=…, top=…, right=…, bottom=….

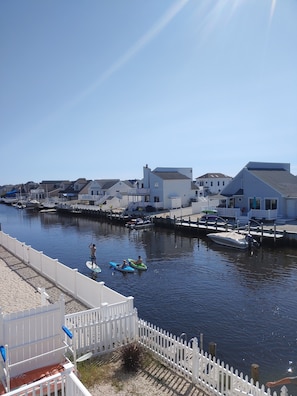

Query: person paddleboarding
left=89, top=243, right=97, bottom=265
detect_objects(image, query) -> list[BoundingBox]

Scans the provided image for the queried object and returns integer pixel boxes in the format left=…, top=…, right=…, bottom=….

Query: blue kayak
left=109, top=261, right=135, bottom=273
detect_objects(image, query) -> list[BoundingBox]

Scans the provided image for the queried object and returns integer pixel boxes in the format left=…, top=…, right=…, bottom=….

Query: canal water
left=1, top=203, right=297, bottom=387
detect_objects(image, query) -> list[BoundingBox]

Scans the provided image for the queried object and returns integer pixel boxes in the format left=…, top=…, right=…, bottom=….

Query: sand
left=0, top=258, right=41, bottom=313
left=87, top=350, right=208, bottom=396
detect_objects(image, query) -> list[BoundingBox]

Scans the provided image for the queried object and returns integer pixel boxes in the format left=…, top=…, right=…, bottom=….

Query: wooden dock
left=154, top=216, right=297, bottom=246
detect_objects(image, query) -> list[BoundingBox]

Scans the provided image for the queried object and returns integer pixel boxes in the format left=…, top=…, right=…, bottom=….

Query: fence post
left=39, top=251, right=44, bottom=273
left=26, top=245, right=31, bottom=267
left=134, top=309, right=139, bottom=341
left=191, top=337, right=199, bottom=384
left=209, top=342, right=216, bottom=357
left=101, top=302, right=108, bottom=320
left=73, top=268, right=78, bottom=298
left=199, top=333, right=203, bottom=352
left=38, top=287, right=49, bottom=306
left=274, top=223, right=277, bottom=243
left=127, top=296, right=134, bottom=312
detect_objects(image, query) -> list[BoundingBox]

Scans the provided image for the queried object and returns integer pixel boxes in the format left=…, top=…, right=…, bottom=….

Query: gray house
left=218, top=162, right=297, bottom=222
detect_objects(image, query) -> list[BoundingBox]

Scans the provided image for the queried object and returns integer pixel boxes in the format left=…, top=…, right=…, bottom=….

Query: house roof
left=196, top=173, right=231, bottom=179
left=95, top=179, right=120, bottom=189
left=153, top=171, right=190, bottom=180
left=251, top=169, right=297, bottom=198
left=122, top=180, right=135, bottom=188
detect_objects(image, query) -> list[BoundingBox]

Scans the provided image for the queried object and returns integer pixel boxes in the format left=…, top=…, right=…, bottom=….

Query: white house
left=79, top=179, right=141, bottom=210
left=195, top=173, right=232, bottom=196
left=137, top=165, right=197, bottom=210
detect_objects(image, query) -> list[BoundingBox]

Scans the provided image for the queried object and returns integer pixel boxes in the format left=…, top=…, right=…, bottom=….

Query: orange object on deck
left=0, top=363, right=65, bottom=394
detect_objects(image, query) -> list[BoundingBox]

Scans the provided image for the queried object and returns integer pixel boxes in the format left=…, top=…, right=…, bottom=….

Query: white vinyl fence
left=0, top=300, right=91, bottom=396
left=0, top=230, right=133, bottom=310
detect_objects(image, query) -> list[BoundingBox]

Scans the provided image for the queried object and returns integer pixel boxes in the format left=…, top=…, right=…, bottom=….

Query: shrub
left=121, top=342, right=144, bottom=372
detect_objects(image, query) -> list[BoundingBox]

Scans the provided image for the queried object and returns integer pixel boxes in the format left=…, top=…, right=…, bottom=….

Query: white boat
left=39, top=208, right=57, bottom=213
left=12, top=200, right=26, bottom=209
left=125, top=217, right=153, bottom=230
left=25, top=199, right=41, bottom=210
left=207, top=231, right=258, bottom=250
left=1, top=197, right=18, bottom=205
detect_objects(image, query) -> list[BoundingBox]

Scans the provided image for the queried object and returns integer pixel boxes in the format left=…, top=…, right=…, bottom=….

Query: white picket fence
left=65, top=305, right=138, bottom=357
left=0, top=297, right=137, bottom=395
left=137, top=319, right=290, bottom=396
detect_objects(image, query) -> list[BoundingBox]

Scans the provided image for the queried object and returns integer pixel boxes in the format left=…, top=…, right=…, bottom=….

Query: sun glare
left=269, top=0, right=277, bottom=25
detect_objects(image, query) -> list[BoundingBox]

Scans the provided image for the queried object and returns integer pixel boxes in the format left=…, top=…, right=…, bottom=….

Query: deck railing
left=3, top=362, right=92, bottom=396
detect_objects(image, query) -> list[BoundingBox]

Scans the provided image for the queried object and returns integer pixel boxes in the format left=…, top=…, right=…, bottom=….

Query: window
left=249, top=197, right=260, bottom=210
left=265, top=199, right=277, bottom=210
left=154, top=196, right=160, bottom=202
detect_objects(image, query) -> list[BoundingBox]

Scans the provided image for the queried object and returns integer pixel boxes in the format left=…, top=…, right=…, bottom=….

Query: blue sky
left=1, top=0, right=296, bottom=185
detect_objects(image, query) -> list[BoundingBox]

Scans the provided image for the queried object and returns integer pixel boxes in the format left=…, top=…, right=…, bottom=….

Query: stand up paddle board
left=86, top=261, right=101, bottom=273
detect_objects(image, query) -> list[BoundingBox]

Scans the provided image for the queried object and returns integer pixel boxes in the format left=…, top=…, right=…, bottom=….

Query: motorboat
left=125, top=217, right=153, bottom=230
left=207, top=231, right=259, bottom=250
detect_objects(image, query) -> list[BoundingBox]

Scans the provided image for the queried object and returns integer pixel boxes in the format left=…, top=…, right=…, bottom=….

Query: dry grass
left=78, top=347, right=155, bottom=389
left=78, top=347, right=209, bottom=396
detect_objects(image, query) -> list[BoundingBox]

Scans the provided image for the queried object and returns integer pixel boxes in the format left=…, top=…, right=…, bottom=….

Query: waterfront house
left=78, top=179, right=141, bottom=210
left=218, top=162, right=297, bottom=223
left=135, top=165, right=198, bottom=211
left=39, top=180, right=72, bottom=200
left=195, top=172, right=232, bottom=196
left=58, top=178, right=90, bottom=201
